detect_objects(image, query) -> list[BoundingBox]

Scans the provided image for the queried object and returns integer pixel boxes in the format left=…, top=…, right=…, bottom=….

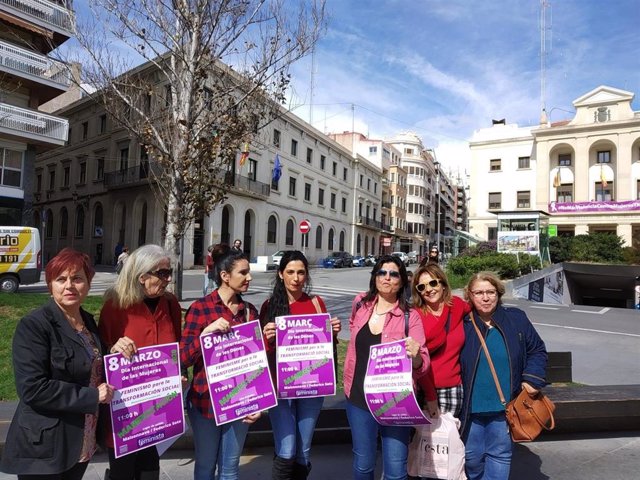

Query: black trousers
left=107, top=447, right=160, bottom=480
left=18, top=461, right=88, bottom=480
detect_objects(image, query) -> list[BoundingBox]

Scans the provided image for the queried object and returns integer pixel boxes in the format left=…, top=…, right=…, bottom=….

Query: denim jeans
left=187, top=404, right=250, bottom=480
left=464, top=412, right=512, bottom=480
left=346, top=401, right=412, bottom=480
left=269, top=396, right=324, bottom=465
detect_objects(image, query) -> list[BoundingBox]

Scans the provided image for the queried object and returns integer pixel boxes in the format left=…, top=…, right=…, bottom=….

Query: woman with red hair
left=1, top=248, right=114, bottom=479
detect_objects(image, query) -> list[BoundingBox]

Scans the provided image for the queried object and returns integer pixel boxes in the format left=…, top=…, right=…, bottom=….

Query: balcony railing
left=0, top=102, right=68, bottom=143
left=104, top=162, right=163, bottom=188
left=0, top=39, right=71, bottom=88
left=356, top=216, right=382, bottom=229
left=224, top=172, right=270, bottom=197
left=0, top=0, right=75, bottom=36
left=382, top=201, right=392, bottom=209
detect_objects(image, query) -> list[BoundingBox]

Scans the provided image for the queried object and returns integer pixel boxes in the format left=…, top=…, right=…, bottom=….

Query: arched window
left=371, top=237, right=375, bottom=255
left=339, top=231, right=345, bottom=251
left=315, top=225, right=322, bottom=249
left=60, top=207, right=68, bottom=237
left=286, top=219, right=294, bottom=246
left=267, top=215, right=277, bottom=244
left=93, top=204, right=103, bottom=237
left=138, top=202, right=147, bottom=245
left=75, top=207, right=85, bottom=238
left=328, top=228, right=335, bottom=250
left=45, top=209, right=54, bottom=238
left=356, top=234, right=361, bottom=254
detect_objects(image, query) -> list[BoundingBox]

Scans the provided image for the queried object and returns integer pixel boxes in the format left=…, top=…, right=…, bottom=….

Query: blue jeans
left=464, top=412, right=512, bottom=480
left=346, top=401, right=412, bottom=480
left=269, top=396, right=324, bottom=465
left=187, top=404, right=250, bottom=480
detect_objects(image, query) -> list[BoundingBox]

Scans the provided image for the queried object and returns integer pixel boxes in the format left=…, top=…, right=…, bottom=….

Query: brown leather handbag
left=470, top=312, right=556, bottom=442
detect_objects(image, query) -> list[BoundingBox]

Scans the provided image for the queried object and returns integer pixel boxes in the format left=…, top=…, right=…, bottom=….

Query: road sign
left=299, top=220, right=311, bottom=234
left=548, top=224, right=558, bottom=237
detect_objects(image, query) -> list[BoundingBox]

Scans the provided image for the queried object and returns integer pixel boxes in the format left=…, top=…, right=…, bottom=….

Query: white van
left=0, top=226, right=42, bottom=293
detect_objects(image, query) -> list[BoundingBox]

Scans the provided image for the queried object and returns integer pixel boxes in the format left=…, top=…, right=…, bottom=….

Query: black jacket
left=1, top=300, right=104, bottom=474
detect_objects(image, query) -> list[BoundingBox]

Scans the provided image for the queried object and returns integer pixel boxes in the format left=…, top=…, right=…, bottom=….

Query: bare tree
left=63, top=0, right=326, bottom=265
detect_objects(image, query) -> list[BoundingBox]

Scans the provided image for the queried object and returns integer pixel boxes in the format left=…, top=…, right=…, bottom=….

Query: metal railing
left=0, top=102, right=68, bottom=142
left=0, top=39, right=71, bottom=88
left=356, top=216, right=382, bottom=229
left=224, top=172, right=270, bottom=197
left=0, top=0, right=75, bottom=35
left=382, top=201, right=392, bottom=209
left=104, top=162, right=164, bottom=188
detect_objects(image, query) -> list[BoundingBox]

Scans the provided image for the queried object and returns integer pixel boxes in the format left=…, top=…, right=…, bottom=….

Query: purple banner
left=201, top=320, right=277, bottom=425
left=104, top=343, right=185, bottom=458
left=549, top=199, right=640, bottom=213
left=275, top=313, right=336, bottom=398
left=364, top=340, right=429, bottom=426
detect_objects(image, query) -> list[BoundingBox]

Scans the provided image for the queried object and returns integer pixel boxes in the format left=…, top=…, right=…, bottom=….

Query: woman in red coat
left=99, top=244, right=182, bottom=480
left=412, top=263, right=470, bottom=418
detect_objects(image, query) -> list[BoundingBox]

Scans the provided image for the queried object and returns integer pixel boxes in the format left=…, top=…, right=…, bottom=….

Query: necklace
left=370, top=305, right=392, bottom=324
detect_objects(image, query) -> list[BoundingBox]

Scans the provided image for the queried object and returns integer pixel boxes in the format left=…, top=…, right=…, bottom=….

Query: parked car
left=364, top=254, right=377, bottom=266
left=352, top=255, right=366, bottom=267
left=271, top=250, right=285, bottom=267
left=407, top=251, right=418, bottom=264
left=323, top=251, right=353, bottom=268
left=391, top=251, right=410, bottom=266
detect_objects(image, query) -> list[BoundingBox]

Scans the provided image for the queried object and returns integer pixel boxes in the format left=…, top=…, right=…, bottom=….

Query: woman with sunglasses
left=412, top=263, right=470, bottom=419
left=99, top=244, right=182, bottom=480
left=260, top=250, right=341, bottom=480
left=460, top=272, right=547, bottom=480
left=343, top=254, right=430, bottom=480
left=180, top=243, right=261, bottom=480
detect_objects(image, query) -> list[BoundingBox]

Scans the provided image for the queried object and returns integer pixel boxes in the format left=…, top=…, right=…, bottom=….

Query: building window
left=558, top=153, right=572, bottom=166
left=367, top=178, right=371, bottom=190
left=60, top=207, right=68, bottom=237
left=93, top=204, right=103, bottom=238
left=318, top=188, right=325, bottom=206
left=81, top=122, right=88, bottom=140
left=597, top=151, right=611, bottom=164
left=557, top=185, right=573, bottom=203
left=369, top=146, right=377, bottom=155
left=36, top=173, right=42, bottom=192
left=517, top=191, right=530, bottom=208
left=489, top=159, right=501, bottom=171
left=343, top=167, right=348, bottom=182
left=267, top=215, right=277, bottom=244
left=332, top=162, right=337, bottom=176
left=304, top=182, right=311, bottom=201
left=285, top=219, right=294, bottom=246
left=0, top=148, right=23, bottom=188
left=330, top=192, right=336, bottom=209
left=328, top=229, right=335, bottom=250
left=79, top=162, right=87, bottom=184
left=203, top=87, right=213, bottom=110
left=596, top=182, right=613, bottom=201
left=488, top=192, right=501, bottom=209
left=248, top=159, right=257, bottom=181
left=119, top=146, right=129, bottom=171
left=404, top=148, right=414, bottom=155
left=359, top=174, right=363, bottom=187
left=341, top=197, right=347, bottom=213
left=320, top=155, right=326, bottom=170
left=306, top=148, right=313, bottom=164
left=96, top=157, right=104, bottom=180
left=99, top=114, right=107, bottom=134
left=63, top=165, right=70, bottom=187
left=273, top=129, right=281, bottom=148
left=75, top=207, right=84, bottom=238
left=291, top=139, right=298, bottom=156
left=315, top=226, right=322, bottom=249
left=374, top=182, right=377, bottom=193
left=518, top=156, right=530, bottom=169
left=48, top=170, right=56, bottom=191
left=488, top=227, right=497, bottom=241
left=339, top=231, right=345, bottom=251
left=289, top=177, right=297, bottom=197
left=45, top=209, right=54, bottom=238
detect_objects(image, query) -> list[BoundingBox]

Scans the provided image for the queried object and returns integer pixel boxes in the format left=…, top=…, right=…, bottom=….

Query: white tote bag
left=407, top=412, right=467, bottom=480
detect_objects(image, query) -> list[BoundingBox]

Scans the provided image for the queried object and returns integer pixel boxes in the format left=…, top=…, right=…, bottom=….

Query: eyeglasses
left=147, top=268, right=173, bottom=280
left=416, top=279, right=442, bottom=293
left=470, top=289, right=498, bottom=298
left=376, top=269, right=401, bottom=279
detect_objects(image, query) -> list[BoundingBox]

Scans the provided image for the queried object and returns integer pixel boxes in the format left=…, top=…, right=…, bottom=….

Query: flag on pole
left=239, top=143, right=249, bottom=167
left=553, top=169, right=561, bottom=188
left=600, top=164, right=608, bottom=188
left=272, top=154, right=282, bottom=184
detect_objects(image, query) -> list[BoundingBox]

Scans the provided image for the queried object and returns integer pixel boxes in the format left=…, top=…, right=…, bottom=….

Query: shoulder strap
left=470, top=311, right=506, bottom=405
left=311, top=295, right=323, bottom=314
left=444, top=308, right=452, bottom=334
left=404, top=310, right=409, bottom=337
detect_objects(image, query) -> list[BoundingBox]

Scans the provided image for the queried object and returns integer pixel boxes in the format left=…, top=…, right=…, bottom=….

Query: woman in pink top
left=343, top=254, right=430, bottom=480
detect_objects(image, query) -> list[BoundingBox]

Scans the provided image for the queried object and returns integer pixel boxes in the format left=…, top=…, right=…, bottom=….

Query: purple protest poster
left=201, top=320, right=277, bottom=425
left=364, top=339, right=430, bottom=426
left=275, top=313, right=336, bottom=398
left=104, top=342, right=185, bottom=458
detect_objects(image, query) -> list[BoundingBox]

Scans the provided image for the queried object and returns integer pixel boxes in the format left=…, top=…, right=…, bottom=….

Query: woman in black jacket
left=1, top=248, right=114, bottom=480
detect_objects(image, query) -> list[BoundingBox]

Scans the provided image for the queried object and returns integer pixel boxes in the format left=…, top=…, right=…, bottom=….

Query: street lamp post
left=434, top=161, right=441, bottom=252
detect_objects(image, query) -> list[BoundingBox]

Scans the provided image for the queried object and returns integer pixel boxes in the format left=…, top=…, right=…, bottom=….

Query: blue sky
left=285, top=0, right=640, bottom=174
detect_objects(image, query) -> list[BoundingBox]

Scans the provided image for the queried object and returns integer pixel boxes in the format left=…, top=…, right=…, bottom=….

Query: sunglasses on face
left=416, top=279, right=442, bottom=292
left=376, top=269, right=401, bottom=279
left=147, top=268, right=173, bottom=280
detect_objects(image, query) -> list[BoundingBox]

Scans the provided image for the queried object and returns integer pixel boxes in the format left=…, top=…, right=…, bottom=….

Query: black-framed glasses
left=376, top=269, right=401, bottom=279
left=416, top=279, right=442, bottom=292
left=147, top=268, right=173, bottom=280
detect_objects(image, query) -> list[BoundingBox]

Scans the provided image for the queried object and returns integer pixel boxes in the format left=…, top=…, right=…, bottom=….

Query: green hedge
left=446, top=252, right=540, bottom=280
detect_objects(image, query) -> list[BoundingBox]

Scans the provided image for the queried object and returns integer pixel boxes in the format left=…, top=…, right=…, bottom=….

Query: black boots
left=292, top=462, right=312, bottom=480
left=272, top=456, right=296, bottom=480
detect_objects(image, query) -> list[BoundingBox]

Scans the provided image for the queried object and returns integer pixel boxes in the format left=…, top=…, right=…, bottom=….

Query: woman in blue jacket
left=460, top=271, right=547, bottom=480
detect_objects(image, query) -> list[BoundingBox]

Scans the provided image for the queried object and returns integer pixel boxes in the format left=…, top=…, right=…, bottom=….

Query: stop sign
left=299, top=220, right=311, bottom=234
